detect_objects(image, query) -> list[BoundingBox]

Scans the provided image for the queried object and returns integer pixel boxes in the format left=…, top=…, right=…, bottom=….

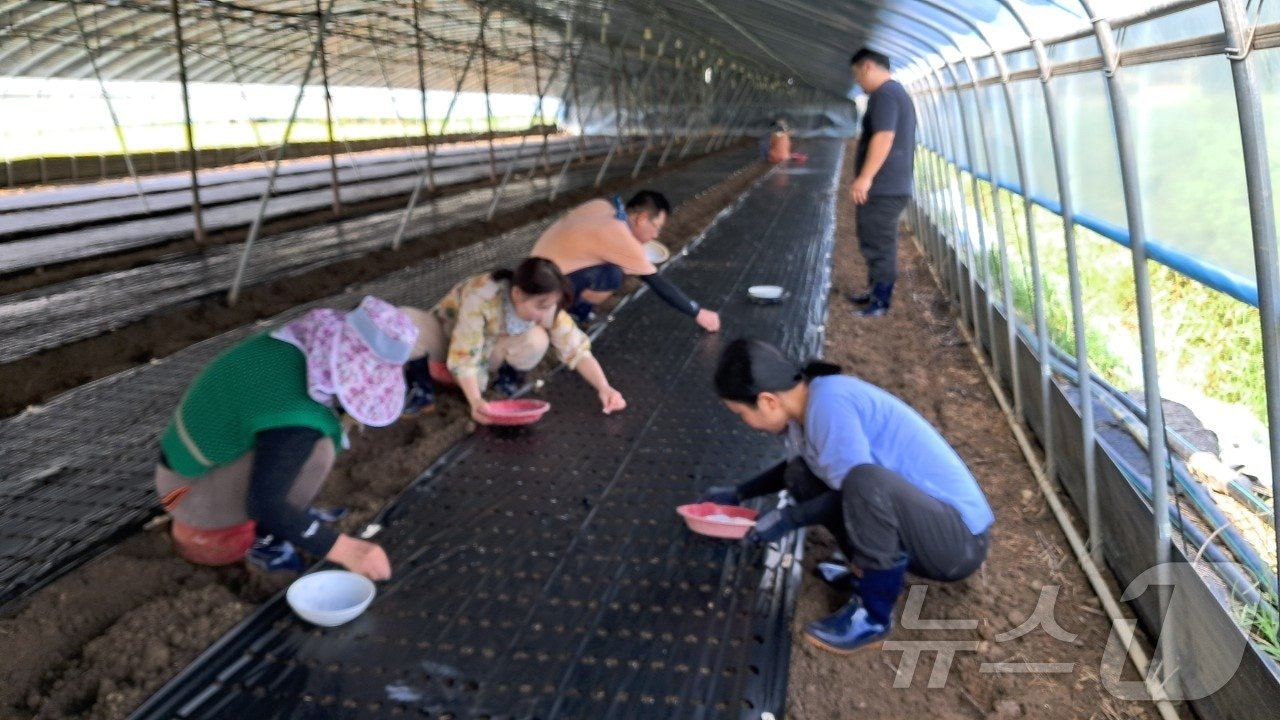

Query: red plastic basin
left=676, top=502, right=759, bottom=539
left=480, top=398, right=551, bottom=426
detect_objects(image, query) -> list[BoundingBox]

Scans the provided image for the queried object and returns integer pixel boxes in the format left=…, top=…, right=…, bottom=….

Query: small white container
left=747, top=285, right=786, bottom=302
left=286, top=570, right=376, bottom=627
left=643, top=241, right=671, bottom=264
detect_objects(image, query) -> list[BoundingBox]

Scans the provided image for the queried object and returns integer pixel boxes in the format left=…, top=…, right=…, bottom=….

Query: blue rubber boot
left=856, top=282, right=894, bottom=318
left=804, top=556, right=907, bottom=655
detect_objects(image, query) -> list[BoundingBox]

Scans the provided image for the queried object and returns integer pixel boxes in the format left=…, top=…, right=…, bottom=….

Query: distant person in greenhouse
left=700, top=338, right=993, bottom=655
left=847, top=47, right=917, bottom=318
left=154, top=296, right=414, bottom=581
left=766, top=118, right=792, bottom=163
left=530, top=190, right=721, bottom=332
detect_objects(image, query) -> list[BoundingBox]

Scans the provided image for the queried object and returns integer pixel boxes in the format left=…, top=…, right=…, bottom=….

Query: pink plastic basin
left=676, top=502, right=759, bottom=539
left=480, top=399, right=551, bottom=426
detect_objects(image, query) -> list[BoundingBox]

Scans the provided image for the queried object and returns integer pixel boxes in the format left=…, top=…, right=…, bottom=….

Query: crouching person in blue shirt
left=704, top=338, right=994, bottom=655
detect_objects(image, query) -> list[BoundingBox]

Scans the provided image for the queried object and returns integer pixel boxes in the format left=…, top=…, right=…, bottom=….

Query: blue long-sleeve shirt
left=786, top=375, right=994, bottom=534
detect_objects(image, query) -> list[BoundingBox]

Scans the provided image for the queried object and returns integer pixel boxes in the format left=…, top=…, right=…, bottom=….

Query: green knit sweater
left=160, top=334, right=344, bottom=478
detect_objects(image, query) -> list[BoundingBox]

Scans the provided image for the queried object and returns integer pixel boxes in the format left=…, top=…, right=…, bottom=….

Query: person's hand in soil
left=326, top=534, right=392, bottom=581
left=696, top=309, right=721, bottom=333
left=598, top=386, right=626, bottom=414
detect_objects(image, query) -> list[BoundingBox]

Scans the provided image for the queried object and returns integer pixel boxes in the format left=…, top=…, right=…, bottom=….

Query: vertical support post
left=711, top=72, right=750, bottom=151
left=593, top=31, right=634, bottom=188
left=315, top=0, right=340, bottom=215
left=551, top=51, right=612, bottom=201
left=213, top=8, right=269, bottom=163
left=367, top=16, right=417, bottom=158
left=932, top=68, right=980, bottom=333
left=919, top=80, right=962, bottom=305
left=993, top=49, right=1054, bottom=485
left=1218, top=0, right=1280, bottom=585
left=1028, top=37, right=1101, bottom=564
left=907, top=82, right=933, bottom=276
left=1079, top=0, right=1175, bottom=684
left=392, top=10, right=490, bottom=249
left=703, top=72, right=749, bottom=153
left=656, top=54, right=688, bottom=167
left=944, top=62, right=993, bottom=351
left=230, top=0, right=332, bottom=304
left=628, top=33, right=669, bottom=177
left=612, top=44, right=625, bottom=148
left=917, top=88, right=947, bottom=290
left=170, top=0, right=206, bottom=245
left=71, top=3, right=149, bottom=212
left=679, top=53, right=718, bottom=159
left=412, top=0, right=437, bottom=193
left=962, top=56, right=1022, bottom=416
left=480, top=19, right=496, bottom=183
left=572, top=32, right=586, bottom=162
left=487, top=22, right=571, bottom=221
left=929, top=78, right=967, bottom=310
left=529, top=19, right=551, bottom=173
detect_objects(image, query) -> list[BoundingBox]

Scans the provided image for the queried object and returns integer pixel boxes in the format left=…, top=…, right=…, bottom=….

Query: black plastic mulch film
left=134, top=140, right=842, bottom=720
left=0, top=149, right=755, bottom=614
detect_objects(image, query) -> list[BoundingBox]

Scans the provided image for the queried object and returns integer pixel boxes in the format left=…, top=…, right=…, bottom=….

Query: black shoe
left=848, top=291, right=872, bottom=305
left=491, top=363, right=526, bottom=397
left=402, top=378, right=435, bottom=418
left=857, top=304, right=888, bottom=318
left=402, top=358, right=436, bottom=417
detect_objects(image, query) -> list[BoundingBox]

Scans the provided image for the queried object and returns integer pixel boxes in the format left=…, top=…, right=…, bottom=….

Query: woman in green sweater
left=154, top=295, right=417, bottom=580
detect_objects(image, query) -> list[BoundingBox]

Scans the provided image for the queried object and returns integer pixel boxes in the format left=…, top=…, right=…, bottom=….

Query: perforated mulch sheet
left=0, top=148, right=757, bottom=615
left=133, top=140, right=842, bottom=720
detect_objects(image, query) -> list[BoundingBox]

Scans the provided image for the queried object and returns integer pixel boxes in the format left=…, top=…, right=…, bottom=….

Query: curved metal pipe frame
left=1216, top=0, right=1280, bottom=590
left=1077, top=0, right=1176, bottom=691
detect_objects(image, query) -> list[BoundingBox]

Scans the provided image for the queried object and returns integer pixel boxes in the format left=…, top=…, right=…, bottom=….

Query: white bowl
left=286, top=570, right=376, bottom=627
left=643, top=241, right=671, bottom=264
left=747, top=285, right=786, bottom=301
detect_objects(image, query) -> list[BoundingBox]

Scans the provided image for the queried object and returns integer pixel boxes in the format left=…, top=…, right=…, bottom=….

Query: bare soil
left=0, top=141, right=1176, bottom=720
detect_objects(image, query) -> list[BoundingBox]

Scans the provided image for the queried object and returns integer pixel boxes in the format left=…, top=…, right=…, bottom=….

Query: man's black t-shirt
left=855, top=79, right=917, bottom=197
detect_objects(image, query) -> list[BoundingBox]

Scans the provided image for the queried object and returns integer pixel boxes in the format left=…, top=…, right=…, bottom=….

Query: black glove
left=745, top=507, right=800, bottom=545
left=699, top=485, right=740, bottom=506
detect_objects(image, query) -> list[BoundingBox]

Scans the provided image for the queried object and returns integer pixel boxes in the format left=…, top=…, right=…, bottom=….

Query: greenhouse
left=0, top=1, right=1277, bottom=718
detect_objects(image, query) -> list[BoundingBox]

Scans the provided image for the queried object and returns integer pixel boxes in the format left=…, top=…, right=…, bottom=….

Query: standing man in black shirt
left=848, top=48, right=917, bottom=318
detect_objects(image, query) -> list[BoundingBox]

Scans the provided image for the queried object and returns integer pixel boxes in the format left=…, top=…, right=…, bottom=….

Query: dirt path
left=0, top=155, right=768, bottom=720
left=784, top=144, right=1169, bottom=720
